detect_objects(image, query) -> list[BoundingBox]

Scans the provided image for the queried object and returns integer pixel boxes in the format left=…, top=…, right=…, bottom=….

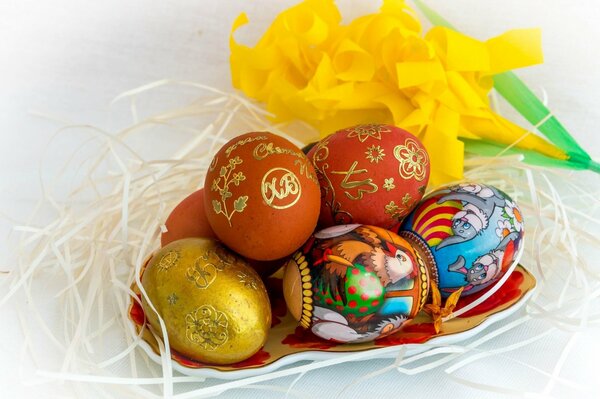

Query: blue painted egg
left=398, top=183, right=524, bottom=298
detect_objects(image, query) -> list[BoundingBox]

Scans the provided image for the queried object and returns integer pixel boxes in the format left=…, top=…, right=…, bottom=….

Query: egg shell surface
left=400, top=182, right=525, bottom=298
left=204, top=132, right=320, bottom=261
left=307, top=124, right=430, bottom=229
left=283, top=224, right=429, bottom=344
left=161, top=188, right=216, bottom=247
left=141, top=238, right=271, bottom=365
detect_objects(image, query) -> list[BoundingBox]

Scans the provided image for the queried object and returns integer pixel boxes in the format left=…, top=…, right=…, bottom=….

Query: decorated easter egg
left=399, top=182, right=525, bottom=298
left=283, top=224, right=429, bottom=343
left=141, top=238, right=271, bottom=365
left=160, top=188, right=282, bottom=276
left=204, top=132, right=321, bottom=261
left=307, top=124, right=430, bottom=229
left=161, top=188, right=216, bottom=247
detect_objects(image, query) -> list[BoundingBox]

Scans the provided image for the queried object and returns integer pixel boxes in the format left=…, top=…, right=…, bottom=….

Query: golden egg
left=141, top=238, right=271, bottom=365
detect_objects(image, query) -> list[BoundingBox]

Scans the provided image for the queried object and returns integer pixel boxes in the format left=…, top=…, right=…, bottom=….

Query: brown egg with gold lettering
left=307, top=124, right=430, bottom=229
left=204, top=132, right=320, bottom=261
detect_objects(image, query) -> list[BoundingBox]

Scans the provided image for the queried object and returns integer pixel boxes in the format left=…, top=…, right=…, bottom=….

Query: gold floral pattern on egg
left=310, top=138, right=353, bottom=224
left=185, top=305, right=229, bottom=351
left=254, top=142, right=318, bottom=183
left=365, top=145, right=385, bottom=164
left=394, top=138, right=429, bottom=181
left=210, top=156, right=248, bottom=226
left=346, top=124, right=392, bottom=143
left=205, top=132, right=322, bottom=261
left=307, top=124, right=430, bottom=229
left=384, top=193, right=412, bottom=219
left=383, top=177, right=395, bottom=191
left=167, top=293, right=178, bottom=305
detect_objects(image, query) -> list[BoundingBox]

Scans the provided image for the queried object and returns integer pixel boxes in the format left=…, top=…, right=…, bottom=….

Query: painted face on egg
left=399, top=183, right=525, bottom=298
left=283, top=225, right=429, bottom=344
left=307, top=124, right=430, bottom=229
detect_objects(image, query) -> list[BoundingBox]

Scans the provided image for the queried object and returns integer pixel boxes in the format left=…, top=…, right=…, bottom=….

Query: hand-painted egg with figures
left=306, top=124, right=430, bottom=229
left=283, top=224, right=429, bottom=343
left=399, top=183, right=525, bottom=298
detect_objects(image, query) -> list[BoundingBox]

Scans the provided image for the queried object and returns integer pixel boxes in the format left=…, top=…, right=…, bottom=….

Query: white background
left=1, top=1, right=599, bottom=398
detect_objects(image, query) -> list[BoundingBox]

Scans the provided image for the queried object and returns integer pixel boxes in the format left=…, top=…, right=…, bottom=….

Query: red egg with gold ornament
left=204, top=132, right=321, bottom=261
left=307, top=124, right=430, bottom=228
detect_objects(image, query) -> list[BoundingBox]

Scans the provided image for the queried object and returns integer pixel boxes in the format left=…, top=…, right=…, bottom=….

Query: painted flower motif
left=365, top=145, right=385, bottom=163
left=384, top=200, right=408, bottom=219
left=185, top=305, right=229, bottom=351
left=232, top=171, right=246, bottom=186
left=167, top=293, right=179, bottom=305
left=228, top=156, right=243, bottom=167
left=496, top=219, right=513, bottom=238
left=504, top=200, right=524, bottom=232
left=393, top=138, right=429, bottom=181
left=346, top=124, right=391, bottom=143
left=402, top=192, right=412, bottom=206
left=383, top=177, right=395, bottom=191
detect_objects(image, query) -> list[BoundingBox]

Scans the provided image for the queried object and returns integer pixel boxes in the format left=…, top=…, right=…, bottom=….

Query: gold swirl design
left=310, top=138, right=353, bottom=224
left=185, top=248, right=234, bottom=290
left=331, top=161, right=378, bottom=201
left=225, top=135, right=268, bottom=158
left=185, top=305, right=229, bottom=350
left=186, top=260, right=217, bottom=289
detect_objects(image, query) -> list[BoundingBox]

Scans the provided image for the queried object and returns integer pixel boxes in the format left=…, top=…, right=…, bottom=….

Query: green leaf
left=233, top=196, right=248, bottom=212
left=212, top=200, right=222, bottom=214
left=493, top=72, right=591, bottom=161
left=414, top=0, right=598, bottom=173
left=219, top=166, right=228, bottom=177
left=223, top=190, right=233, bottom=200
left=462, top=138, right=585, bottom=170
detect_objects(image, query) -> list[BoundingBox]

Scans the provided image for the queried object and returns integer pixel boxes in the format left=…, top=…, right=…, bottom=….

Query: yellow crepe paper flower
left=230, top=0, right=566, bottom=185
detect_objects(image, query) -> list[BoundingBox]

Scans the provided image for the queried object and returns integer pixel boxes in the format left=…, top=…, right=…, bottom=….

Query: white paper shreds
left=2, top=81, right=600, bottom=398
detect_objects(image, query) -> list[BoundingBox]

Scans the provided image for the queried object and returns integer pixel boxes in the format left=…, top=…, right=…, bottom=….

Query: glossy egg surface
left=307, top=124, right=430, bottom=228
left=283, top=224, right=429, bottom=343
left=400, top=183, right=525, bottom=297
